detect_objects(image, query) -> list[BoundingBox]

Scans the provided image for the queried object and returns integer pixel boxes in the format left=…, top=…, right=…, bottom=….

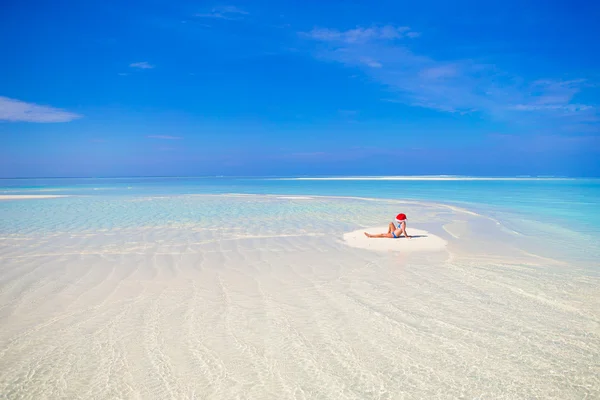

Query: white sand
left=0, top=195, right=598, bottom=399
left=279, top=176, right=574, bottom=181
left=0, top=194, right=69, bottom=200
left=276, top=196, right=314, bottom=200
left=344, top=226, right=447, bottom=253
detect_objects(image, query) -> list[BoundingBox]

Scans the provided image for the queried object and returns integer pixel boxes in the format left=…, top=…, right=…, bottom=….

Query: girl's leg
left=388, top=222, right=395, bottom=233
left=364, top=232, right=393, bottom=238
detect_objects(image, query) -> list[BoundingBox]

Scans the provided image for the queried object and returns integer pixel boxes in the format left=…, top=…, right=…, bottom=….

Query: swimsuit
left=393, top=221, right=405, bottom=238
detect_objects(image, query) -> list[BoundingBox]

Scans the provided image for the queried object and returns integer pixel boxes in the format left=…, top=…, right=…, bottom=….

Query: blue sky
left=1, top=0, right=599, bottom=177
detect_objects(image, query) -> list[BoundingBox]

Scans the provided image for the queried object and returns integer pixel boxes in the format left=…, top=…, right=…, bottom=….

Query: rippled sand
left=0, top=195, right=599, bottom=399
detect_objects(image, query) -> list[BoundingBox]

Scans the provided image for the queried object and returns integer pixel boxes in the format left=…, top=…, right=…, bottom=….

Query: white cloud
left=301, top=26, right=598, bottom=130
left=511, top=104, right=594, bottom=112
left=217, top=5, right=247, bottom=14
left=147, top=135, right=182, bottom=140
left=195, top=5, right=248, bottom=20
left=304, top=25, right=416, bottom=44
left=361, top=58, right=382, bottom=68
left=0, top=96, right=82, bottom=123
left=130, top=61, right=154, bottom=69
left=419, top=65, right=458, bottom=80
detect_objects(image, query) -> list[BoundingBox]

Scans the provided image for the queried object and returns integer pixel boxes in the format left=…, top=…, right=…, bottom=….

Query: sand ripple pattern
left=0, top=195, right=599, bottom=399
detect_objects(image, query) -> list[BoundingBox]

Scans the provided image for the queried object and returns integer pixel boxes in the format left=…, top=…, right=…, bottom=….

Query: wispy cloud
left=130, top=61, right=154, bottom=69
left=147, top=135, right=182, bottom=140
left=508, top=80, right=597, bottom=115
left=304, top=25, right=417, bottom=44
left=510, top=104, right=594, bottom=112
left=419, top=65, right=458, bottom=80
left=195, top=5, right=248, bottom=20
left=301, top=25, right=598, bottom=131
left=0, top=96, right=82, bottom=123
left=361, top=58, right=382, bottom=68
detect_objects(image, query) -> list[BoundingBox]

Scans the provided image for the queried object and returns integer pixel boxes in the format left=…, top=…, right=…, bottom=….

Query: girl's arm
left=401, top=223, right=411, bottom=238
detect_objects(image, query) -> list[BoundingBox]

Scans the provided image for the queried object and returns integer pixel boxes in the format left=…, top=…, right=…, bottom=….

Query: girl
left=364, top=213, right=411, bottom=239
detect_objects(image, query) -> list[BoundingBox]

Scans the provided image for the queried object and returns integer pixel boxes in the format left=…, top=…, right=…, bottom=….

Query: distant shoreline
left=271, top=176, right=580, bottom=181
left=0, top=175, right=595, bottom=181
left=0, top=195, right=70, bottom=200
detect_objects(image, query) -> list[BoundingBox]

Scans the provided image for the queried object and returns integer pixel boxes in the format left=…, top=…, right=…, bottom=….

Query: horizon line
left=0, top=174, right=598, bottom=181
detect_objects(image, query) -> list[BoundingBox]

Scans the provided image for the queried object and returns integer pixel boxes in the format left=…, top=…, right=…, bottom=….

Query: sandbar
left=0, top=194, right=69, bottom=200
left=343, top=225, right=447, bottom=252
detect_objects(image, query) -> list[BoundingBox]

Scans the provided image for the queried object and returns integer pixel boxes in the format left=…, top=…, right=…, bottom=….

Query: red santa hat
left=395, top=213, right=407, bottom=223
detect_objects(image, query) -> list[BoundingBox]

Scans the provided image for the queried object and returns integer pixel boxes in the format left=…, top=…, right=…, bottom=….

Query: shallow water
left=2, top=176, right=600, bottom=236
left=0, top=180, right=599, bottom=399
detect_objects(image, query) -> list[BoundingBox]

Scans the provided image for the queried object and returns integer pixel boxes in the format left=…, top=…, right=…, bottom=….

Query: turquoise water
left=2, top=177, right=599, bottom=234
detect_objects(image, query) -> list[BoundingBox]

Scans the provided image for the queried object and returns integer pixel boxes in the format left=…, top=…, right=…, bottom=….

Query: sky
left=1, top=0, right=599, bottom=178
